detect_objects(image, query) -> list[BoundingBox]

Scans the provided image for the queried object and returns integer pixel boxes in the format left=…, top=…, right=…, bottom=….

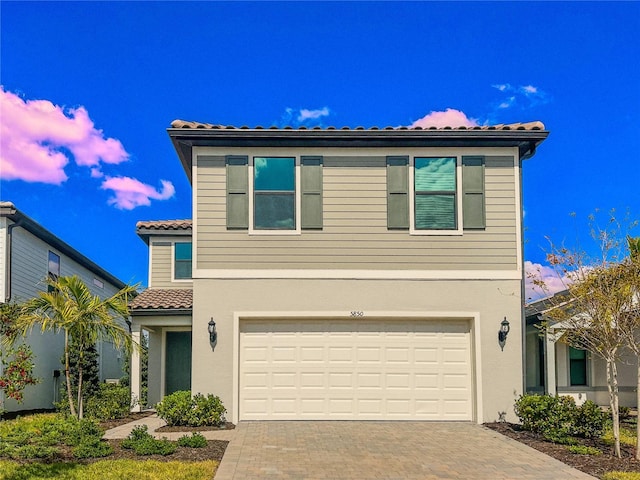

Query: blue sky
left=1, top=1, right=638, bottom=295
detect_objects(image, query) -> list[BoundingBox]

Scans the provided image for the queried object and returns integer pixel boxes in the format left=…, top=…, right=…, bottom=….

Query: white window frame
left=248, top=156, right=302, bottom=235
left=409, top=156, right=463, bottom=236
left=171, top=241, right=193, bottom=282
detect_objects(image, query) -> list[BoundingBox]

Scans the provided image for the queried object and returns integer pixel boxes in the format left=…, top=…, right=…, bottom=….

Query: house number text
left=350, top=311, right=364, bottom=317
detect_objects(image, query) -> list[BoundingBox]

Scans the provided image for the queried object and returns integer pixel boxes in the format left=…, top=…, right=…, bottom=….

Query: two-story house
left=130, top=120, right=548, bottom=423
left=0, top=201, right=128, bottom=413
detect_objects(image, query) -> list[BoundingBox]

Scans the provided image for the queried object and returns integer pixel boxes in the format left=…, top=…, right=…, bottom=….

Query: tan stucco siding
left=190, top=278, right=524, bottom=423
left=195, top=148, right=519, bottom=271
left=149, top=237, right=192, bottom=289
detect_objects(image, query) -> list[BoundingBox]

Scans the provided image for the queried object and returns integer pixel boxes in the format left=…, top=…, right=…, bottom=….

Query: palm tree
left=17, top=275, right=137, bottom=418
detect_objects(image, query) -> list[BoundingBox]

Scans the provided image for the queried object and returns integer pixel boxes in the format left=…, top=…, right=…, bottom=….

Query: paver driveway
left=214, top=421, right=595, bottom=480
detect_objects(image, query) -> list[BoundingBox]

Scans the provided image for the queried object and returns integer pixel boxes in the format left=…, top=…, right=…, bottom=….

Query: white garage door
left=239, top=318, right=473, bottom=421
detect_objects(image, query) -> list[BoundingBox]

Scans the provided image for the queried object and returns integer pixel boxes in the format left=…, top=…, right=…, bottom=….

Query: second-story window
left=174, top=242, right=192, bottom=280
left=253, top=157, right=296, bottom=230
left=414, top=157, right=457, bottom=230
left=48, top=251, right=60, bottom=292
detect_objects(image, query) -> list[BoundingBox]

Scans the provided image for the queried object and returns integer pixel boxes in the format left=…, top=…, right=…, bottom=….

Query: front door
left=165, top=331, right=192, bottom=395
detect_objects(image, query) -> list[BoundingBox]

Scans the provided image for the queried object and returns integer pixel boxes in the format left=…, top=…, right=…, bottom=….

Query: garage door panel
left=240, top=319, right=473, bottom=421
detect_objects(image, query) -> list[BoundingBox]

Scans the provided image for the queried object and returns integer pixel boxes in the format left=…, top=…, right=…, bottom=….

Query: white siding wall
left=2, top=220, right=126, bottom=412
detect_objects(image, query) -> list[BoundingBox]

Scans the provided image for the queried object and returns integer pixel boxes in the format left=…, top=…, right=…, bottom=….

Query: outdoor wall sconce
left=498, top=317, right=510, bottom=351
left=208, top=318, right=217, bottom=344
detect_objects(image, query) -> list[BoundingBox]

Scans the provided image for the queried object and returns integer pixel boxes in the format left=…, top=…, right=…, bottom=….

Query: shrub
left=574, top=400, right=606, bottom=438
left=155, top=390, right=192, bottom=426
left=156, top=391, right=226, bottom=427
left=85, top=383, right=132, bottom=420
left=61, top=417, right=105, bottom=447
left=177, top=432, right=208, bottom=448
left=8, top=444, right=60, bottom=460
left=514, top=394, right=606, bottom=443
left=72, top=439, right=114, bottom=458
left=121, top=425, right=177, bottom=456
left=568, top=445, right=602, bottom=455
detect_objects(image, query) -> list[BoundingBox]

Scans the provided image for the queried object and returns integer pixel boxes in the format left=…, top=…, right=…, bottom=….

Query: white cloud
left=491, top=83, right=550, bottom=111
left=0, top=87, right=128, bottom=184
left=101, top=177, right=175, bottom=210
left=409, top=108, right=479, bottom=128
left=278, top=106, right=332, bottom=127
left=298, top=107, right=330, bottom=122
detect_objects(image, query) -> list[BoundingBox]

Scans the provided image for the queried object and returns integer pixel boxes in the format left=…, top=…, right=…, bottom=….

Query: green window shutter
left=226, top=155, right=248, bottom=229
left=387, top=156, right=409, bottom=229
left=462, top=156, right=485, bottom=229
left=301, top=156, right=323, bottom=229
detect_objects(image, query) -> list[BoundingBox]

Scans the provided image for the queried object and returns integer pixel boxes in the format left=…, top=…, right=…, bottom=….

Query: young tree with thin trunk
left=535, top=212, right=638, bottom=458
left=16, top=275, right=137, bottom=419
left=616, top=237, right=640, bottom=459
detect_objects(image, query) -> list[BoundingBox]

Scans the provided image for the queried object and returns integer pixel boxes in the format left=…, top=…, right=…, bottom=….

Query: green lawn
left=0, top=460, right=218, bottom=480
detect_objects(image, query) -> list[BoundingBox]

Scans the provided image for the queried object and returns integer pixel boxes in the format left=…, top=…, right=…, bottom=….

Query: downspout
left=5, top=219, right=23, bottom=303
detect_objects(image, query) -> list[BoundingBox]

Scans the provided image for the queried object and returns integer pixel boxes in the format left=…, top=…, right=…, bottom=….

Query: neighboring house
left=0, top=201, right=128, bottom=413
left=130, top=120, right=548, bottom=423
left=525, top=292, right=638, bottom=407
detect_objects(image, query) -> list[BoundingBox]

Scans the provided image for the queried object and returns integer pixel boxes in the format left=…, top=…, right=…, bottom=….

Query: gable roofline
left=135, top=219, right=192, bottom=245
left=0, top=201, right=127, bottom=290
left=167, top=120, right=549, bottom=182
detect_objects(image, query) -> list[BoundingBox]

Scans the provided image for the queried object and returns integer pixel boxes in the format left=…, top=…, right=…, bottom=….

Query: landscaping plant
left=156, top=390, right=226, bottom=427
left=177, top=432, right=208, bottom=448
left=121, top=425, right=177, bottom=456
left=514, top=394, right=606, bottom=444
left=16, top=275, right=138, bottom=418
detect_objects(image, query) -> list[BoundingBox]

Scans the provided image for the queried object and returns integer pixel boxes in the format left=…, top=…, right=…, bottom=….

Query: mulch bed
left=485, top=422, right=640, bottom=479
left=156, top=422, right=235, bottom=433
left=99, top=411, right=155, bottom=431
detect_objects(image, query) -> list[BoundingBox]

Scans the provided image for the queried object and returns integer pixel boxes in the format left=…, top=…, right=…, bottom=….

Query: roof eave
left=168, top=128, right=549, bottom=180
left=136, top=227, right=193, bottom=245
left=130, top=308, right=192, bottom=316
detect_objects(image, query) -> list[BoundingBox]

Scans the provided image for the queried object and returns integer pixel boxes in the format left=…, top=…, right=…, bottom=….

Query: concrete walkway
left=103, top=414, right=235, bottom=442
left=105, top=417, right=596, bottom=479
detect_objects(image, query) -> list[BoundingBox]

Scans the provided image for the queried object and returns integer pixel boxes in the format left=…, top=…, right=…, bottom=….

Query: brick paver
left=214, top=422, right=596, bottom=480
left=106, top=417, right=596, bottom=479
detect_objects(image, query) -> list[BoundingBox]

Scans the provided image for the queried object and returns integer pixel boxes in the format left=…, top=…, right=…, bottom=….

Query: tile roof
left=130, top=289, right=192, bottom=311
left=170, top=119, right=546, bottom=131
left=136, top=219, right=192, bottom=231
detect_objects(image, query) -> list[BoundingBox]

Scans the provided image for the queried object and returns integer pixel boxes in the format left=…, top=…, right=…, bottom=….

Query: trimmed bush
left=72, top=439, right=114, bottom=459
left=121, top=425, right=177, bottom=456
left=85, top=383, right=133, bottom=420
left=514, top=394, right=606, bottom=443
left=177, top=432, right=207, bottom=448
left=156, top=391, right=226, bottom=427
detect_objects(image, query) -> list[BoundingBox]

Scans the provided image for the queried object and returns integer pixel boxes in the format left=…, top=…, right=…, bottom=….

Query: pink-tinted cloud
left=101, top=176, right=175, bottom=210
left=0, top=87, right=128, bottom=184
left=525, top=260, right=572, bottom=301
left=409, top=108, right=479, bottom=128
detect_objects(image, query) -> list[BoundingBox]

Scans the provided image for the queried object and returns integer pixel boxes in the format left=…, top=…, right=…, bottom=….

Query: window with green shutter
left=253, top=157, right=296, bottom=230
left=386, top=155, right=487, bottom=233
left=414, top=157, right=457, bottom=230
